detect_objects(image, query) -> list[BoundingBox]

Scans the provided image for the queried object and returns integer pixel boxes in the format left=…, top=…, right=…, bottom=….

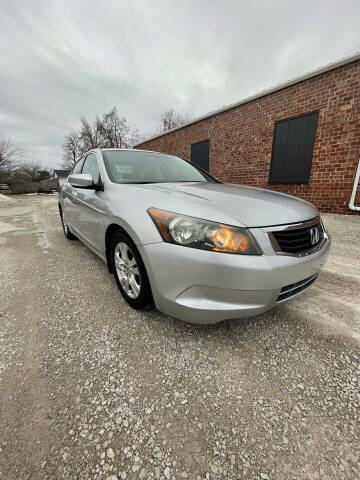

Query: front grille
left=272, top=221, right=324, bottom=255
left=277, top=274, right=318, bottom=302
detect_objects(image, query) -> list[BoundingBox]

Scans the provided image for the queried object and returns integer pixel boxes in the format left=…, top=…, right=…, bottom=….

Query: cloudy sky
left=0, top=0, right=359, bottom=168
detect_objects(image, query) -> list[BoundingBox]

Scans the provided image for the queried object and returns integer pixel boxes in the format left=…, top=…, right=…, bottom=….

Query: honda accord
left=59, top=149, right=330, bottom=324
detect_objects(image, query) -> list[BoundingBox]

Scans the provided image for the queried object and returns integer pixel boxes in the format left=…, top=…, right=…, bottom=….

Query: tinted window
left=102, top=150, right=218, bottom=184
left=72, top=158, right=84, bottom=174
left=82, top=153, right=100, bottom=184
left=269, top=111, right=319, bottom=184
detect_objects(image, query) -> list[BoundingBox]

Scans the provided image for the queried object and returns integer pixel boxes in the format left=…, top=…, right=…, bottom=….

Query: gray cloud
left=0, top=0, right=359, bottom=168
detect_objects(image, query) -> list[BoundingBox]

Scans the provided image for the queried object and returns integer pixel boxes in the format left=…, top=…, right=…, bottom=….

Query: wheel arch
left=105, top=224, right=124, bottom=272
left=105, top=223, right=141, bottom=273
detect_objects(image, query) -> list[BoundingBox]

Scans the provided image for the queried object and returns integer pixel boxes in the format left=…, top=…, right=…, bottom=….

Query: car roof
left=99, top=148, right=164, bottom=154
left=75, top=148, right=174, bottom=165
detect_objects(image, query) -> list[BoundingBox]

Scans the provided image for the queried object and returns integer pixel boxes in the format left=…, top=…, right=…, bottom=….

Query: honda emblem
left=310, top=227, right=320, bottom=245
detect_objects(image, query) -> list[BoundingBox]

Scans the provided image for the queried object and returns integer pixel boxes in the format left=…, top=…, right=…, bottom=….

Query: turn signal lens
left=148, top=208, right=261, bottom=255
left=147, top=208, right=173, bottom=242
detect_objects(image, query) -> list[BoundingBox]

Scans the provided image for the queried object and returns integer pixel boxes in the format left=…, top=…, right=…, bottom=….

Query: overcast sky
left=0, top=0, right=359, bottom=168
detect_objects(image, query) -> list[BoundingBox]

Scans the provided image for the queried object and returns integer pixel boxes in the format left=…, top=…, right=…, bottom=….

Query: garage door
left=191, top=140, right=209, bottom=171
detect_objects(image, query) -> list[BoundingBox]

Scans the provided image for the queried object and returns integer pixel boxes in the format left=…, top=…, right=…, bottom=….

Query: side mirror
left=68, top=173, right=94, bottom=188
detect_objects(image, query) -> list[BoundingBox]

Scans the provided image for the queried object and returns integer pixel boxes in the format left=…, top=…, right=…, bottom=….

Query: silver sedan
left=59, top=148, right=330, bottom=324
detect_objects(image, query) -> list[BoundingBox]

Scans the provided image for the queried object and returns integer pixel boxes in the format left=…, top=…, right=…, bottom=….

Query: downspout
left=349, top=159, right=360, bottom=211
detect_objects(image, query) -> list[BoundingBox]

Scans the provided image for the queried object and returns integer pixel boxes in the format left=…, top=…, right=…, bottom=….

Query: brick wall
left=136, top=60, right=360, bottom=214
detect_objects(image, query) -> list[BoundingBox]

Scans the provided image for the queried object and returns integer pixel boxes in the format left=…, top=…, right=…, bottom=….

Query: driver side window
left=72, top=158, right=84, bottom=174
left=82, top=153, right=101, bottom=184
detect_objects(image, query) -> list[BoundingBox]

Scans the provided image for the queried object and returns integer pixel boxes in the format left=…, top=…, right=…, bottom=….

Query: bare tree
left=100, top=107, right=131, bottom=148
left=35, top=169, right=51, bottom=182
left=159, top=109, right=191, bottom=132
left=128, top=129, right=143, bottom=147
left=19, top=160, right=43, bottom=182
left=63, top=108, right=140, bottom=162
left=0, top=137, right=22, bottom=174
left=79, top=116, right=104, bottom=153
left=62, top=131, right=82, bottom=169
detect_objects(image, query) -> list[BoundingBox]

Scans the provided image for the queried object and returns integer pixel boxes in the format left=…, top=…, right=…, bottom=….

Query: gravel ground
left=0, top=194, right=359, bottom=480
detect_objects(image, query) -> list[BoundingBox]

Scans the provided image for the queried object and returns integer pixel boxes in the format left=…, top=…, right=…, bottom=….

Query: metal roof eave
left=134, top=51, right=360, bottom=147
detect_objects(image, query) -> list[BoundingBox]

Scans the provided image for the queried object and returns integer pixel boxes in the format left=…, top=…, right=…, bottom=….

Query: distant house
left=0, top=175, right=24, bottom=195
left=53, top=169, right=71, bottom=185
left=0, top=179, right=13, bottom=194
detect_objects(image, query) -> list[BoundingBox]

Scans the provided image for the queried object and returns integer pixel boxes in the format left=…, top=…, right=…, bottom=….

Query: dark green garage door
left=191, top=140, right=210, bottom=172
left=269, top=111, right=319, bottom=184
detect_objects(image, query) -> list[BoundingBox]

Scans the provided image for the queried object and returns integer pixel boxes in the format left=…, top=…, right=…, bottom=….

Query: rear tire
left=110, top=231, right=153, bottom=309
left=60, top=208, right=76, bottom=240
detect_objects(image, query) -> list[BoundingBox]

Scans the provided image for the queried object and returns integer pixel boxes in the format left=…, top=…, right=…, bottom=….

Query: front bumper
left=139, top=228, right=331, bottom=324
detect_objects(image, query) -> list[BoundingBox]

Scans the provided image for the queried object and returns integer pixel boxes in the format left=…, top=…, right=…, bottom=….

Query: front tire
left=60, top=208, right=76, bottom=240
left=110, top=231, right=153, bottom=309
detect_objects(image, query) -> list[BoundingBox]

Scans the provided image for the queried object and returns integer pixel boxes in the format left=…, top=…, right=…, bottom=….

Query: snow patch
left=0, top=194, right=14, bottom=203
left=32, top=211, right=52, bottom=249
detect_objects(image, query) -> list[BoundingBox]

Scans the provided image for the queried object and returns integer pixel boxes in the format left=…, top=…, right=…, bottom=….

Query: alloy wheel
left=114, top=242, right=141, bottom=299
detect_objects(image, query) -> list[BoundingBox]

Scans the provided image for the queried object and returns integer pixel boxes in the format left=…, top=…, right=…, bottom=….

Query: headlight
left=148, top=208, right=261, bottom=255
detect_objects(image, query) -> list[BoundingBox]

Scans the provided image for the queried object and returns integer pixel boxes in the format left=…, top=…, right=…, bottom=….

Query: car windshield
left=102, top=150, right=218, bottom=184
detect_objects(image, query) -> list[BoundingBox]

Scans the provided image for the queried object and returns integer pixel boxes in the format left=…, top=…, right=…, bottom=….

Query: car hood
left=139, top=182, right=318, bottom=228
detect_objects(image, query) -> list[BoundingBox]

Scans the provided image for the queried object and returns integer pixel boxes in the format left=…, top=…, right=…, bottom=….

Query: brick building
left=135, top=53, right=360, bottom=214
